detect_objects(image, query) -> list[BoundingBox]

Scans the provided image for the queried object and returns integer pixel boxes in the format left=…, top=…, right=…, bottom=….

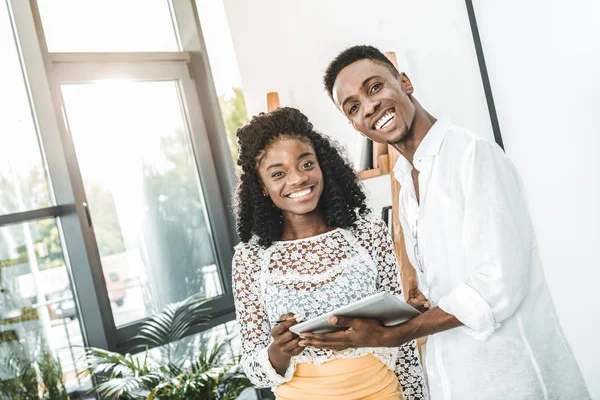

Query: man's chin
left=387, top=129, right=409, bottom=145
left=387, top=136, right=404, bottom=146
left=363, top=133, right=389, bottom=145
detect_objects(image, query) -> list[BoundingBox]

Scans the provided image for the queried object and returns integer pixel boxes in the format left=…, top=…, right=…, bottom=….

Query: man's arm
left=385, top=307, right=462, bottom=346
left=301, top=138, right=533, bottom=350
left=298, top=306, right=462, bottom=350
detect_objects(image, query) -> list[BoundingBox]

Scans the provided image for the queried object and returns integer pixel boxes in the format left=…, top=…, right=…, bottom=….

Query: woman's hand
left=268, top=313, right=303, bottom=375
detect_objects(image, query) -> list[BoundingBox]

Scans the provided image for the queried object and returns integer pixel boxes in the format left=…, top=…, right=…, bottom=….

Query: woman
left=232, top=107, right=427, bottom=399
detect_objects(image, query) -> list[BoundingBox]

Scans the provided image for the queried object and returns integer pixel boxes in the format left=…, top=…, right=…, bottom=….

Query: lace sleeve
left=232, top=243, right=296, bottom=388
left=358, top=218, right=430, bottom=400
left=394, top=340, right=429, bottom=399
left=366, top=217, right=404, bottom=297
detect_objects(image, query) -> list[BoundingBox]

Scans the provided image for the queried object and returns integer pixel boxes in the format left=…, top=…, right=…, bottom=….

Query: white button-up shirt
left=395, top=117, right=590, bottom=400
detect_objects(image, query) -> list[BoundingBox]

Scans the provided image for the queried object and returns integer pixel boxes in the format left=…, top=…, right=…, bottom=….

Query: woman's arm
left=232, top=244, right=297, bottom=388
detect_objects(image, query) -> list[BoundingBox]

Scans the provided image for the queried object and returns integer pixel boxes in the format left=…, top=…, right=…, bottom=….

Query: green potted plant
left=0, top=347, right=69, bottom=400
left=81, top=295, right=253, bottom=399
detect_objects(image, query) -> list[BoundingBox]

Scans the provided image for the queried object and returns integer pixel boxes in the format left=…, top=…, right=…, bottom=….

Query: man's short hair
left=323, top=45, right=400, bottom=100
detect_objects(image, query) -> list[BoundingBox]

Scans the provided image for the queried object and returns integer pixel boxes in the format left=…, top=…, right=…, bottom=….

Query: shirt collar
left=393, top=116, right=450, bottom=184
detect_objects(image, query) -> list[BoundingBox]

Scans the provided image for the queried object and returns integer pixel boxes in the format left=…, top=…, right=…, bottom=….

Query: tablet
left=289, top=292, right=421, bottom=334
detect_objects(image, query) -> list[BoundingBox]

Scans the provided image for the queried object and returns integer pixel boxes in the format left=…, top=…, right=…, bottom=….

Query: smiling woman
left=257, top=137, right=324, bottom=226
left=231, top=107, right=428, bottom=399
left=234, top=107, right=369, bottom=248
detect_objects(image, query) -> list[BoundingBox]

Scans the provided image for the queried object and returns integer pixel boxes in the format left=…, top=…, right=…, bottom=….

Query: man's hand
left=407, top=277, right=430, bottom=313
left=298, top=316, right=393, bottom=351
left=299, top=307, right=463, bottom=351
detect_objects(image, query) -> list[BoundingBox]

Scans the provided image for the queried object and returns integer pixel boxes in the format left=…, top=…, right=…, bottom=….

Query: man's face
left=333, top=59, right=416, bottom=145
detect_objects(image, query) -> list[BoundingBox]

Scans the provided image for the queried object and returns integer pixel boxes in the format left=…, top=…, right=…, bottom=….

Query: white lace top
left=232, top=216, right=428, bottom=399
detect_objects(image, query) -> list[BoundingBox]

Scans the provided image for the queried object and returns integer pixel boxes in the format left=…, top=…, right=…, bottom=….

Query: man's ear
left=400, top=72, right=414, bottom=95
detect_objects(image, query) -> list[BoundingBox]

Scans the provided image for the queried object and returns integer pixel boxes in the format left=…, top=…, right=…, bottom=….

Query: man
left=298, top=45, right=590, bottom=399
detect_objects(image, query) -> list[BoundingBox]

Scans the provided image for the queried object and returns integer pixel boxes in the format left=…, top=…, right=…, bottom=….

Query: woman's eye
left=369, top=83, right=382, bottom=94
left=302, top=161, right=314, bottom=169
left=271, top=171, right=284, bottom=178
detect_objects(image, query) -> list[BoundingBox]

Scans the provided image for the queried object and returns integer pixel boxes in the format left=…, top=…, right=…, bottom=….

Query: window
left=36, top=0, right=180, bottom=52
left=61, top=80, right=223, bottom=327
left=0, top=219, right=87, bottom=393
left=4, top=0, right=237, bottom=371
left=196, top=0, right=249, bottom=165
left=0, top=2, right=87, bottom=394
left=43, top=55, right=236, bottom=351
left=0, top=3, right=51, bottom=214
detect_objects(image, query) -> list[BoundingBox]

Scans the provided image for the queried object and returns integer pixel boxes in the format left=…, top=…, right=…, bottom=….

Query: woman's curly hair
left=234, top=107, right=369, bottom=247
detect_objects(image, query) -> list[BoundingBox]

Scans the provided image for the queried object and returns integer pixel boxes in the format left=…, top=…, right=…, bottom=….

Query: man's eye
left=369, top=83, right=382, bottom=94
left=349, top=104, right=358, bottom=115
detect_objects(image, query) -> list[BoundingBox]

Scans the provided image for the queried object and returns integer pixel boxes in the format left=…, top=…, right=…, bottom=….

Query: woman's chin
left=282, top=203, right=320, bottom=217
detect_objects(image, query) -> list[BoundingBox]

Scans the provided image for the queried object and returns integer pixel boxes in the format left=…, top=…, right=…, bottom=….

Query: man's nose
left=363, top=97, right=381, bottom=119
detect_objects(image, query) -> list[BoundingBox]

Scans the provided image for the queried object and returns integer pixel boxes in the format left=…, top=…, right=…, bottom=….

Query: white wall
left=474, top=1, right=600, bottom=396
left=221, top=0, right=493, bottom=210
left=222, top=0, right=600, bottom=395
left=222, top=0, right=599, bottom=395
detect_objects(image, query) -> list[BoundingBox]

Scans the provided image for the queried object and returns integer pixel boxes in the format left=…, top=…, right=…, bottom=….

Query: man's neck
left=391, top=100, right=436, bottom=166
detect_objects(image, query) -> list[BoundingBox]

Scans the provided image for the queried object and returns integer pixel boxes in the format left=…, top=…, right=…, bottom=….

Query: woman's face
left=257, top=137, right=324, bottom=219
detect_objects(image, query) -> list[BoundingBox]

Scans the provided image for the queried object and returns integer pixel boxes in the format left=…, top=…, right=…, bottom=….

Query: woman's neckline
left=273, top=227, right=342, bottom=244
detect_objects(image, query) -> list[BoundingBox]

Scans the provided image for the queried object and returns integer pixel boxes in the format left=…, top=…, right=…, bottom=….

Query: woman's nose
left=287, top=169, right=309, bottom=185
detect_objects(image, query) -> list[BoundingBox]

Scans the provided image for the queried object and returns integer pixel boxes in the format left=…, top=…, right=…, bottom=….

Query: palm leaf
left=2, top=354, right=39, bottom=400
left=132, top=295, right=211, bottom=350
left=92, top=375, right=158, bottom=398
left=38, top=349, right=69, bottom=400
left=191, top=341, right=227, bottom=374
left=80, top=347, right=158, bottom=383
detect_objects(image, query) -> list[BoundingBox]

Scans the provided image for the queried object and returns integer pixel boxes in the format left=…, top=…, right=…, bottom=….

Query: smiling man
left=297, top=45, right=591, bottom=400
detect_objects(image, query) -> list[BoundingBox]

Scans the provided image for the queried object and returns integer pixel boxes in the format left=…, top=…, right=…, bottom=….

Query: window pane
left=37, top=0, right=179, bottom=52
left=0, top=219, right=88, bottom=394
left=195, top=0, right=248, bottom=165
left=0, top=2, right=52, bottom=214
left=61, top=80, right=223, bottom=327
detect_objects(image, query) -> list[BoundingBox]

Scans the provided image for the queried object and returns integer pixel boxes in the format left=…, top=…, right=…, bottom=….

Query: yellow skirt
left=274, top=353, right=404, bottom=400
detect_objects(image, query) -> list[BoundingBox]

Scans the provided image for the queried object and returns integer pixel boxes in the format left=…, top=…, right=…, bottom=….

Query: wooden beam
left=385, top=51, right=428, bottom=356
left=386, top=145, right=415, bottom=299
left=266, top=92, right=280, bottom=111
left=383, top=51, right=417, bottom=297
left=384, top=51, right=399, bottom=70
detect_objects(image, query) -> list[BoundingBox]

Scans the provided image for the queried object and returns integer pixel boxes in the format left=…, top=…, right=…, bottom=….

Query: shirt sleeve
left=232, top=244, right=296, bottom=388
left=438, top=139, right=534, bottom=340
left=363, top=218, right=429, bottom=400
